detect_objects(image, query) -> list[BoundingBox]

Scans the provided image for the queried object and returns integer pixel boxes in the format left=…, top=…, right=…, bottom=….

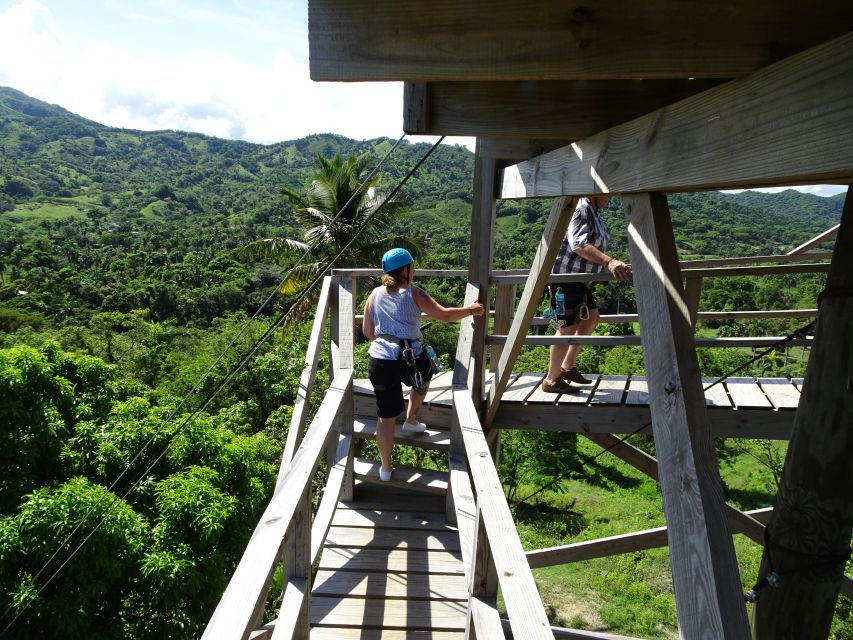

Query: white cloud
left=0, top=0, right=420, bottom=145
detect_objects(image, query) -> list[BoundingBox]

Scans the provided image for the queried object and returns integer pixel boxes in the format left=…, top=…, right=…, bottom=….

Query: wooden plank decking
left=310, top=483, right=467, bottom=638
left=353, top=370, right=803, bottom=439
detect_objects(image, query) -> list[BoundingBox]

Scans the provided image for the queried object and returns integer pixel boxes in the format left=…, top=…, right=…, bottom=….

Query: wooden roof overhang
left=309, top=1, right=853, bottom=188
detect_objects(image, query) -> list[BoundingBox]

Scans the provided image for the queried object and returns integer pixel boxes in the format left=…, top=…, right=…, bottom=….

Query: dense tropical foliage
left=1, top=86, right=849, bottom=638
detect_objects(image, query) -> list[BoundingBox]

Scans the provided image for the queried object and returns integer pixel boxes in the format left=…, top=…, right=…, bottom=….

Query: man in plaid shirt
left=543, top=196, right=632, bottom=394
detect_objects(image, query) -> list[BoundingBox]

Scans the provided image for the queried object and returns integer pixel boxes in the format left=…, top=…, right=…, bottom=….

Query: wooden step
left=353, top=457, right=448, bottom=495
left=311, top=595, right=467, bottom=631
left=353, top=416, right=451, bottom=451
left=311, top=627, right=464, bottom=639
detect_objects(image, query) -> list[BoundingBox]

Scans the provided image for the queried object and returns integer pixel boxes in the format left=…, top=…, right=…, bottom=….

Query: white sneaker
left=379, top=467, right=393, bottom=481
left=402, top=420, right=427, bottom=434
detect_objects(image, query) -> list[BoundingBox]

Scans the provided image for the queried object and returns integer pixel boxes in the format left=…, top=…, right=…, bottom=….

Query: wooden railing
left=203, top=275, right=356, bottom=640
left=203, top=248, right=835, bottom=638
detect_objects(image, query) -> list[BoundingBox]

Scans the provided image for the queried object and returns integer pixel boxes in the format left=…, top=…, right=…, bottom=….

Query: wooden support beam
left=485, top=196, right=576, bottom=427
left=334, top=277, right=355, bottom=501
left=309, top=1, right=853, bottom=81
left=501, top=33, right=853, bottom=197
left=404, top=79, right=723, bottom=138
left=477, top=138, right=572, bottom=163
left=203, top=371, right=353, bottom=640
left=581, top=433, right=766, bottom=544
left=490, top=405, right=795, bottom=441
left=466, top=506, right=499, bottom=639
left=623, top=193, right=749, bottom=637
left=754, top=188, right=853, bottom=637
left=454, top=389, right=554, bottom=639
left=787, top=223, right=840, bottom=255
left=281, top=487, right=311, bottom=639
left=527, top=507, right=775, bottom=569
left=448, top=281, right=481, bottom=522
left=491, top=283, right=516, bottom=372
left=279, top=277, right=331, bottom=484
left=467, top=147, right=498, bottom=402
left=684, top=277, right=702, bottom=328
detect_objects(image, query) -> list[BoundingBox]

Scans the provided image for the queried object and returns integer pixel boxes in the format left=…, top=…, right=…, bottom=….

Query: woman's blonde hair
left=380, top=271, right=405, bottom=287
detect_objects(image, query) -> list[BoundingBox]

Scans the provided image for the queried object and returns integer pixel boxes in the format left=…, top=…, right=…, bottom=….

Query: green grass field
left=6, top=200, right=88, bottom=225
left=499, top=436, right=852, bottom=638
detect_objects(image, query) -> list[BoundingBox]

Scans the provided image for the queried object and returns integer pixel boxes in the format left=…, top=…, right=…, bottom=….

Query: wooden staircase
left=309, top=390, right=464, bottom=636
left=310, top=483, right=467, bottom=638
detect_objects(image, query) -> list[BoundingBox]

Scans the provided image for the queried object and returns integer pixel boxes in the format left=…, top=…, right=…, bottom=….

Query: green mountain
left=0, top=85, right=844, bottom=329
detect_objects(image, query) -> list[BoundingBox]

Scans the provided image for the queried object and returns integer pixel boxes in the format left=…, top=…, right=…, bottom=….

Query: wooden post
left=623, top=193, right=750, bottom=638
left=467, top=146, right=499, bottom=404
left=281, top=485, right=312, bottom=639
left=335, top=276, right=355, bottom=501
left=491, top=283, right=516, bottom=371
left=684, top=277, right=702, bottom=328
left=465, top=505, right=500, bottom=639
left=753, top=188, right=853, bottom=637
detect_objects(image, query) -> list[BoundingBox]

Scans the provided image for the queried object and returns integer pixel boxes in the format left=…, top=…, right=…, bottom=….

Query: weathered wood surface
left=310, top=433, right=352, bottom=563
left=353, top=375, right=801, bottom=439
left=754, top=188, right=853, bottom=637
left=726, top=377, right=773, bottom=409
left=407, top=79, right=722, bottom=138
left=311, top=484, right=468, bottom=638
left=311, top=596, right=467, bottom=631
left=311, top=629, right=463, bottom=640
left=353, top=458, right=448, bottom=495
left=279, top=276, right=332, bottom=484
left=353, top=415, right=451, bottom=451
left=313, top=569, right=468, bottom=599
left=323, top=525, right=461, bottom=552
left=202, top=371, right=353, bottom=640
left=757, top=378, right=801, bottom=410
left=332, top=507, right=453, bottom=531
left=623, top=193, right=749, bottom=637
left=487, top=335, right=813, bottom=348
left=309, top=1, right=853, bottom=81
left=454, top=389, right=555, bottom=639
left=501, top=33, right=853, bottom=197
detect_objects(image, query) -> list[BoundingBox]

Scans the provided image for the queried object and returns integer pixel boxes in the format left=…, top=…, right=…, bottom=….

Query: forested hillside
left=1, top=86, right=848, bottom=638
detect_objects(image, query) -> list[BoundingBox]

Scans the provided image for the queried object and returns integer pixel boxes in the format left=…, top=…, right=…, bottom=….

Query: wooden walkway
left=354, top=371, right=804, bottom=439
left=311, top=483, right=467, bottom=639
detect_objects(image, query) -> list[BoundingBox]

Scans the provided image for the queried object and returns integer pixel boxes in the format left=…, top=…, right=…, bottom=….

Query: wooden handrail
left=491, top=261, right=830, bottom=284
left=487, top=335, right=813, bottom=347
left=328, top=251, right=832, bottom=280
left=454, top=388, right=555, bottom=640
left=202, top=370, right=354, bottom=640
left=279, top=276, right=332, bottom=485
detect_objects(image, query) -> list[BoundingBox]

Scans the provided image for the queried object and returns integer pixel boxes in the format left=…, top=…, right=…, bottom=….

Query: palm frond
left=237, top=237, right=310, bottom=262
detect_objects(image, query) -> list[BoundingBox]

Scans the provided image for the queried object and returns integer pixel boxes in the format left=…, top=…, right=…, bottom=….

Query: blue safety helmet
left=381, top=248, right=414, bottom=273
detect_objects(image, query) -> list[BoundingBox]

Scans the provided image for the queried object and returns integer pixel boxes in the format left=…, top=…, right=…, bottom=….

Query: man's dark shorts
left=368, top=352, right=434, bottom=419
left=547, top=282, right=598, bottom=327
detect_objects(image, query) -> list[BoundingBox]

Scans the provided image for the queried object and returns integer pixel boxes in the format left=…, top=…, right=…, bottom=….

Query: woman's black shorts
left=368, top=352, right=434, bottom=419
left=547, top=282, right=597, bottom=327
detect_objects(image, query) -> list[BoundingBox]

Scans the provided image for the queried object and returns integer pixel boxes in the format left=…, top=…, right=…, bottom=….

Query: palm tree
left=241, top=153, right=424, bottom=323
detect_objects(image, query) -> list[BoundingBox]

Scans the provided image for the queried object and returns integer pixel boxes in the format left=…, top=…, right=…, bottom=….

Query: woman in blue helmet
left=363, top=248, right=484, bottom=481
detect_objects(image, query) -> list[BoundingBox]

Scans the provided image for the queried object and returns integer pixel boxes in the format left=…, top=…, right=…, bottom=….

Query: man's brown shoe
left=561, top=367, right=593, bottom=385
left=542, top=378, right=577, bottom=394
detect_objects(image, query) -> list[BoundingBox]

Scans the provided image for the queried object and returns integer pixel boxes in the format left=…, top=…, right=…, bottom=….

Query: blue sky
left=0, top=0, right=845, bottom=197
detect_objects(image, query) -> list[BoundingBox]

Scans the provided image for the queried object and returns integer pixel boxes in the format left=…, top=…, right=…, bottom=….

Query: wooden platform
left=311, top=483, right=467, bottom=638
left=354, top=371, right=803, bottom=439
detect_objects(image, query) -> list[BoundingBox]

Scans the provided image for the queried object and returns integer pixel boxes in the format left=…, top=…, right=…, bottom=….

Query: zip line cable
left=1, top=133, right=441, bottom=636
left=588, top=318, right=817, bottom=464
left=516, top=318, right=817, bottom=504
left=0, top=133, right=409, bottom=630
